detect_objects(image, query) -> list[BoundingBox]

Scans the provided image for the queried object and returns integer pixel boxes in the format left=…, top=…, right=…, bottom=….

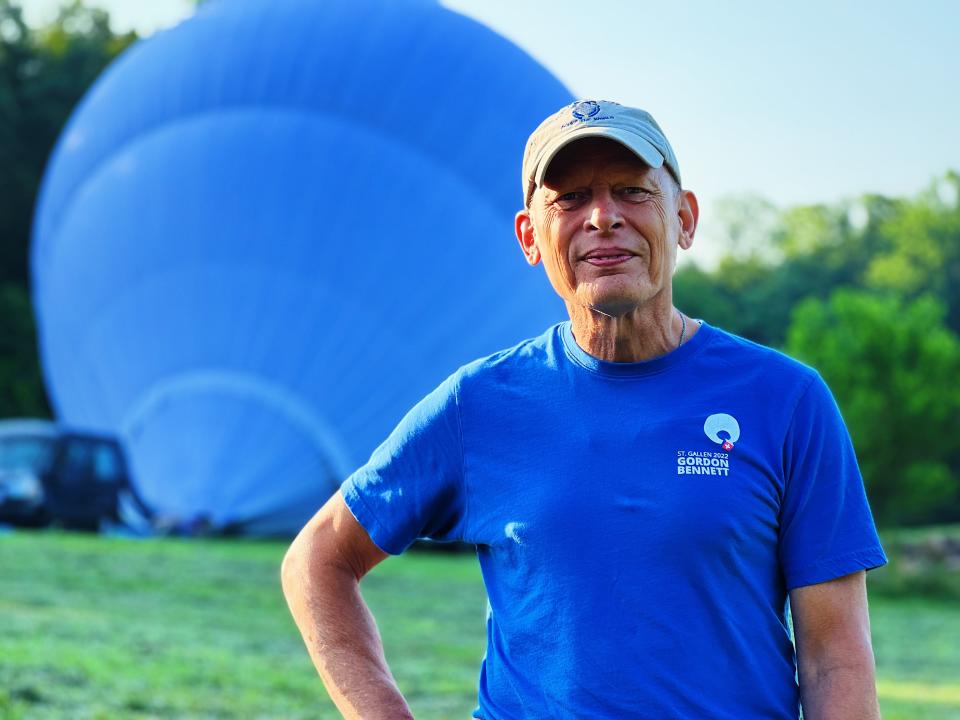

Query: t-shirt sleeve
left=778, top=372, right=888, bottom=589
left=339, top=372, right=466, bottom=555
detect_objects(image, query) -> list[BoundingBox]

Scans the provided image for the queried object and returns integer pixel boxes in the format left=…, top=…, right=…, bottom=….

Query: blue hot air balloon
left=31, top=0, right=571, bottom=535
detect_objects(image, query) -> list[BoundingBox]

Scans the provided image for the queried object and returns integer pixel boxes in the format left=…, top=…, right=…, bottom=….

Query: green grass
left=0, top=531, right=958, bottom=719
left=0, top=532, right=486, bottom=719
left=871, top=597, right=960, bottom=720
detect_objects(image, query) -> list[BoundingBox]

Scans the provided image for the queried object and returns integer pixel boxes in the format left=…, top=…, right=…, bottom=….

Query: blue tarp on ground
left=31, top=0, right=571, bottom=535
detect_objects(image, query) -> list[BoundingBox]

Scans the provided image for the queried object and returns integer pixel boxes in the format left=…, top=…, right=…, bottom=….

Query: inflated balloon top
left=32, top=0, right=571, bottom=534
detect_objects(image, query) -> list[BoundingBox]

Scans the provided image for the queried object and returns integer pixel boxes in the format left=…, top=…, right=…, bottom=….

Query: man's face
left=516, top=138, right=697, bottom=318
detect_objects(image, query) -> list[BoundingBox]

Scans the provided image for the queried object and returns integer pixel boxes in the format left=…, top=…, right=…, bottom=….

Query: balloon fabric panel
left=31, top=0, right=571, bottom=534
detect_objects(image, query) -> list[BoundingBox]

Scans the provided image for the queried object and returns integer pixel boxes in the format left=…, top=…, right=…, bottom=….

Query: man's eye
left=555, top=191, right=585, bottom=208
left=620, top=187, right=648, bottom=198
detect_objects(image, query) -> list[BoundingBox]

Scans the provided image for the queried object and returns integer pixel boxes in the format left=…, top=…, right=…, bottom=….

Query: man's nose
left=586, top=194, right=623, bottom=234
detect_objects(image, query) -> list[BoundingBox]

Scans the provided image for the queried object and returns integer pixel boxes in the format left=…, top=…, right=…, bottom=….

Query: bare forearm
left=281, top=554, right=413, bottom=719
left=798, top=660, right=880, bottom=720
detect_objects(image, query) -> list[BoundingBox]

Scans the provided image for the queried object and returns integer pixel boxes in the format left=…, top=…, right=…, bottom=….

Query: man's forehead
left=544, top=137, right=654, bottom=184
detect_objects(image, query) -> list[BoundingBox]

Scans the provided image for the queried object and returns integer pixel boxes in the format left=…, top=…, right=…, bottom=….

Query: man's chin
left=566, top=278, right=661, bottom=318
left=585, top=298, right=645, bottom=319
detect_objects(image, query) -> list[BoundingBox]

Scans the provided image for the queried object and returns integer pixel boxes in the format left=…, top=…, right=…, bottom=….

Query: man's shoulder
left=451, top=322, right=564, bottom=386
left=704, top=323, right=820, bottom=386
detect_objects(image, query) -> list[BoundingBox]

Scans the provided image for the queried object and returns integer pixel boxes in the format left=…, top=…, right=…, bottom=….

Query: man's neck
left=566, top=296, right=697, bottom=363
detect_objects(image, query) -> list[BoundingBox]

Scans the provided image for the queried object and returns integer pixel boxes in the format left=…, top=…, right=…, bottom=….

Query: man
left=281, top=100, right=887, bottom=719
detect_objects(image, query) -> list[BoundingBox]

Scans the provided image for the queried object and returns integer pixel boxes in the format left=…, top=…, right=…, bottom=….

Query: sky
left=19, top=0, right=960, bottom=264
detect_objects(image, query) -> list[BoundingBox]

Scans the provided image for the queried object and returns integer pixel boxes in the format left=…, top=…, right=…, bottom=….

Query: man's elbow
left=802, top=651, right=877, bottom=687
left=280, top=521, right=351, bottom=599
left=799, top=629, right=877, bottom=682
left=798, top=643, right=880, bottom=720
left=280, top=493, right=387, bottom=602
left=280, top=533, right=310, bottom=601
left=281, top=522, right=333, bottom=593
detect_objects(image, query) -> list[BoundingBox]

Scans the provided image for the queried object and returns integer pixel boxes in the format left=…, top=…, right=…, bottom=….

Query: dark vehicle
left=0, top=419, right=152, bottom=531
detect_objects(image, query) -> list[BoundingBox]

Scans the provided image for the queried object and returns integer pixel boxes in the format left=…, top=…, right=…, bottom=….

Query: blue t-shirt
left=341, top=321, right=887, bottom=719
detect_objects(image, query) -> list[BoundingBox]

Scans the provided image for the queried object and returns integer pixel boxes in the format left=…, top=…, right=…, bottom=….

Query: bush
left=787, top=290, right=960, bottom=526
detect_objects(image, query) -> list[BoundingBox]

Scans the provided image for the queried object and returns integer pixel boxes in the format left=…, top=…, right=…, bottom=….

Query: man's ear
left=515, top=209, right=541, bottom=266
left=677, top=189, right=699, bottom=251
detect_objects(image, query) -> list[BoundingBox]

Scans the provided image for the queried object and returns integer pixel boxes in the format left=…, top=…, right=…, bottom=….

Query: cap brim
left=533, top=126, right=665, bottom=188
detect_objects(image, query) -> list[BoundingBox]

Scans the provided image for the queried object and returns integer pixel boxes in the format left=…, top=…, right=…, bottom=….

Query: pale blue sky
left=20, top=0, right=960, bottom=263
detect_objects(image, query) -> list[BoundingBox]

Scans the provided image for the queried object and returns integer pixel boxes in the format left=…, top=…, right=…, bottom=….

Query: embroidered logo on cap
left=571, top=100, right=601, bottom=121
left=562, top=100, right=615, bottom=129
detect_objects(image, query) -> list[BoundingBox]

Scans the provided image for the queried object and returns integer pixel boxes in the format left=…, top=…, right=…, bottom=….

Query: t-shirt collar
left=559, top=318, right=714, bottom=378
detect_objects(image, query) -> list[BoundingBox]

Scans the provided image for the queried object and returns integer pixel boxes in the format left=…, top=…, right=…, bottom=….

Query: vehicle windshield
left=0, top=436, right=56, bottom=473
left=59, top=438, right=124, bottom=483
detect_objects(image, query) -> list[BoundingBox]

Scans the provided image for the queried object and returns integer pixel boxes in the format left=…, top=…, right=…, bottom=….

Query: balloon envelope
left=32, top=0, right=571, bottom=535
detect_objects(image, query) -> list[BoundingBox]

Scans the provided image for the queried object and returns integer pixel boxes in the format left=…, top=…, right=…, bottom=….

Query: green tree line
left=0, top=0, right=134, bottom=415
left=1, top=1, right=957, bottom=526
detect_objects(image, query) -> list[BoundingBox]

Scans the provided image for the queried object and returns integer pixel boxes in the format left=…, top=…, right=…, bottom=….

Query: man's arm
left=281, top=490, right=413, bottom=719
left=789, top=570, right=881, bottom=720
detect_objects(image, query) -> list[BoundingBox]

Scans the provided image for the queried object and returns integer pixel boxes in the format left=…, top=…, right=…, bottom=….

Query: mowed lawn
left=1, top=532, right=958, bottom=719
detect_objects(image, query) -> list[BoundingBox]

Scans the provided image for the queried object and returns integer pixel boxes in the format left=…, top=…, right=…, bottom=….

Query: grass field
left=1, top=531, right=958, bottom=719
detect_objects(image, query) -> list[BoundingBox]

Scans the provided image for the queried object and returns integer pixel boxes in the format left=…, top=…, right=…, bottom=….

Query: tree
left=864, top=172, right=960, bottom=334
left=676, top=177, right=960, bottom=350
left=0, top=0, right=136, bottom=417
left=786, top=290, right=960, bottom=526
left=677, top=197, right=882, bottom=347
left=1, top=0, right=134, bottom=287
left=0, top=283, right=48, bottom=415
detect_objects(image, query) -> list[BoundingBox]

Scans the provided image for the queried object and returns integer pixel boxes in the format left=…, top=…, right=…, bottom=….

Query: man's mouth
left=583, top=249, right=635, bottom=266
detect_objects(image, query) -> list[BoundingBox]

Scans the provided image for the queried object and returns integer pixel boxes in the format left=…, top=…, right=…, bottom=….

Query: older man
left=282, top=100, right=887, bottom=719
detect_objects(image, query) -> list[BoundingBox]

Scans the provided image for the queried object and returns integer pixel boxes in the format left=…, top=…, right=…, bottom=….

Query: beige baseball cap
left=521, top=99, right=681, bottom=206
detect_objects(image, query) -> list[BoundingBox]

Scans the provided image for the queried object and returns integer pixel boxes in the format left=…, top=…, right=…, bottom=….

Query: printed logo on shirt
left=703, top=413, right=740, bottom=451
left=675, top=413, right=741, bottom=476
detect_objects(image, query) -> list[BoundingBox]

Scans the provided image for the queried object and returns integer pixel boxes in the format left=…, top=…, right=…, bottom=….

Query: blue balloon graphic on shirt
left=703, top=413, right=741, bottom=445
